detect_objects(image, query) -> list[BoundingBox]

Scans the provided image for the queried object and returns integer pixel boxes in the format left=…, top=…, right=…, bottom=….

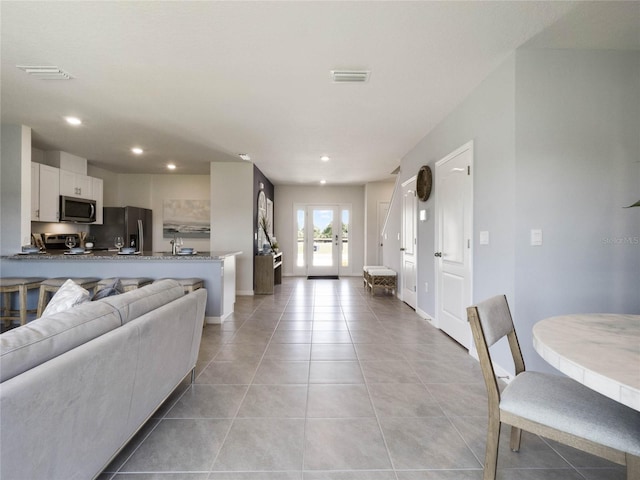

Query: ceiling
left=2, top=1, right=638, bottom=185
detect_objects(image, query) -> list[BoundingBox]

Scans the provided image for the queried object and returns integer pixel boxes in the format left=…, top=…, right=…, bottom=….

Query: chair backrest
left=467, top=295, right=526, bottom=404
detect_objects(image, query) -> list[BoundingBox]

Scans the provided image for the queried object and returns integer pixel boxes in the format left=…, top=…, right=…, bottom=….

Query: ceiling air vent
left=17, top=65, right=73, bottom=80
left=330, top=70, right=370, bottom=83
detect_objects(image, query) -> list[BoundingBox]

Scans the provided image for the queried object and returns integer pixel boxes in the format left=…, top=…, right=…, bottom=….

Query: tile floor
left=99, top=277, right=625, bottom=480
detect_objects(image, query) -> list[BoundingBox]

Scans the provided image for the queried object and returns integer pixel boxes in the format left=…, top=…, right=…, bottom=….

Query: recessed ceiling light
left=238, top=153, right=251, bottom=161
left=131, top=147, right=143, bottom=155
left=167, top=163, right=176, bottom=170
left=64, top=116, right=82, bottom=126
left=320, top=180, right=327, bottom=185
left=320, top=155, right=330, bottom=162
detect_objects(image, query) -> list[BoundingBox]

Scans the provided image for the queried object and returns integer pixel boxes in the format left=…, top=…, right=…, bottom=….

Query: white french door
left=299, top=205, right=350, bottom=277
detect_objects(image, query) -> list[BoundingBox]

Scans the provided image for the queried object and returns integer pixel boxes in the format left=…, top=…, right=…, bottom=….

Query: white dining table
left=532, top=313, right=640, bottom=411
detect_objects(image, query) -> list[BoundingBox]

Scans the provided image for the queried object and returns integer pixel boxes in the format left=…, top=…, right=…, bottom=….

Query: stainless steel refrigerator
left=89, top=206, right=153, bottom=252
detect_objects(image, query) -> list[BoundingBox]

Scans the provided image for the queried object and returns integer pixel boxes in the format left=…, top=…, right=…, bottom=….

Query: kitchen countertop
left=3, top=250, right=242, bottom=260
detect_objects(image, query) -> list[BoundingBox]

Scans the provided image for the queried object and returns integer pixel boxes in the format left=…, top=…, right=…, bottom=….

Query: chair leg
left=19, top=285, right=28, bottom=325
left=509, top=426, right=522, bottom=452
left=484, top=416, right=501, bottom=480
left=627, top=453, right=640, bottom=480
left=37, top=287, right=48, bottom=318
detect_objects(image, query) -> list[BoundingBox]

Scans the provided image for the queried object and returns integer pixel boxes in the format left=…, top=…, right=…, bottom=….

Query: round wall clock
left=416, top=165, right=433, bottom=201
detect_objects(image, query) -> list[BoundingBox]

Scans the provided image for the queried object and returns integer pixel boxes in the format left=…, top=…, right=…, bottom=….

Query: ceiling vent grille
left=17, top=65, right=73, bottom=80
left=330, top=70, right=370, bottom=83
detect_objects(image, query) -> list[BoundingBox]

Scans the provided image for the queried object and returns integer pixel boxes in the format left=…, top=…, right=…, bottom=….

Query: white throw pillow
left=41, top=279, right=91, bottom=317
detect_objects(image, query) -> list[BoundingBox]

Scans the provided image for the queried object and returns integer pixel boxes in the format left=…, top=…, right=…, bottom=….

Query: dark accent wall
left=253, top=164, right=275, bottom=257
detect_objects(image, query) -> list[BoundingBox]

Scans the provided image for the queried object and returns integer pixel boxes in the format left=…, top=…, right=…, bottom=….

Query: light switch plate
left=531, top=229, right=543, bottom=246
left=480, top=231, right=489, bottom=245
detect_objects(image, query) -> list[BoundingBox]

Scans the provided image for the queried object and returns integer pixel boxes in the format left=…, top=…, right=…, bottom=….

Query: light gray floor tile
left=412, top=359, right=483, bottom=384
left=209, top=473, right=302, bottom=480
left=102, top=277, right=596, bottom=479
left=495, top=470, right=584, bottom=480
left=120, top=419, right=231, bottom=472
left=252, top=360, right=310, bottom=384
left=237, top=385, right=308, bottom=418
left=379, top=416, right=480, bottom=469
left=165, top=384, right=248, bottom=419
left=307, top=384, right=375, bottom=418
left=360, top=360, right=421, bottom=383
left=304, top=472, right=396, bottom=480
left=368, top=382, right=444, bottom=417
left=196, top=361, right=258, bottom=385
left=309, top=361, right=364, bottom=384
left=213, top=418, right=305, bottom=471
left=304, top=418, right=392, bottom=470
left=450, top=416, right=572, bottom=469
left=115, top=474, right=210, bottom=479
left=270, top=330, right=313, bottom=344
left=354, top=343, right=406, bottom=361
left=312, top=331, right=353, bottom=343
left=576, top=468, right=626, bottom=480
left=427, top=382, right=488, bottom=417
left=545, top=439, right=624, bottom=468
left=310, top=343, right=357, bottom=360
left=312, top=321, right=349, bottom=331
left=396, top=471, right=482, bottom=480
left=263, top=343, right=311, bottom=361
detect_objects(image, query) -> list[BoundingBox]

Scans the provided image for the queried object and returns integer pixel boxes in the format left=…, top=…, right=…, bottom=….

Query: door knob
left=400, top=247, right=406, bottom=251
left=434, top=252, right=442, bottom=257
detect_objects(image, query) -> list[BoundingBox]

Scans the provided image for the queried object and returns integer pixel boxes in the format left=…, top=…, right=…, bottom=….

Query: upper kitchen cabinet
left=46, top=150, right=91, bottom=198
left=60, top=169, right=92, bottom=198
left=31, top=163, right=60, bottom=222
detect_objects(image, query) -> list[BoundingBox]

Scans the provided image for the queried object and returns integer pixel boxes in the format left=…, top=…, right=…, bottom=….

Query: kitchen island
left=0, top=250, right=241, bottom=323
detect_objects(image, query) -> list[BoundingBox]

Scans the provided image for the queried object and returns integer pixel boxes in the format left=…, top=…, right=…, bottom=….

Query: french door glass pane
left=341, top=209, right=349, bottom=267
left=312, top=209, right=334, bottom=266
left=297, top=208, right=305, bottom=267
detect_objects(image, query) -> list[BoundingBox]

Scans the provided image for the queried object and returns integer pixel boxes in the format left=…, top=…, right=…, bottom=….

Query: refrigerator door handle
left=138, top=219, right=144, bottom=253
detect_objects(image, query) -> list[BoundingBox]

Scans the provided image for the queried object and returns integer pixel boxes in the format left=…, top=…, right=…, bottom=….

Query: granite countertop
left=3, top=250, right=242, bottom=261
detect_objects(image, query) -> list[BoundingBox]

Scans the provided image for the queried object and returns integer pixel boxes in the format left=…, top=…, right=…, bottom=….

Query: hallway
left=100, top=277, right=623, bottom=479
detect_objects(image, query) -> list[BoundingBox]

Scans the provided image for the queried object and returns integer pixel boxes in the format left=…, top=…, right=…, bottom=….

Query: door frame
left=434, top=141, right=474, bottom=349
left=294, top=204, right=351, bottom=277
left=401, top=176, right=417, bottom=308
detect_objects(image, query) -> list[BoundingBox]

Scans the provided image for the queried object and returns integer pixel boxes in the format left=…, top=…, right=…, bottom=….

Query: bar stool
left=157, top=277, right=204, bottom=294
left=37, top=277, right=100, bottom=317
left=96, top=277, right=153, bottom=292
left=0, top=277, right=47, bottom=326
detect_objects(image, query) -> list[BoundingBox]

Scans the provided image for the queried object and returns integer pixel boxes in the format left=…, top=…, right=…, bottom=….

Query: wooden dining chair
left=467, top=295, right=640, bottom=480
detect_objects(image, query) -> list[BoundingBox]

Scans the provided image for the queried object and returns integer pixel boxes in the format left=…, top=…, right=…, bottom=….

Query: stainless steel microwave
left=59, top=195, right=96, bottom=223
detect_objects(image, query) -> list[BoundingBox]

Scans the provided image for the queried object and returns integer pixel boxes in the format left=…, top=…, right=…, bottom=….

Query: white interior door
left=435, top=142, right=473, bottom=349
left=401, top=178, right=417, bottom=308
left=306, top=205, right=340, bottom=277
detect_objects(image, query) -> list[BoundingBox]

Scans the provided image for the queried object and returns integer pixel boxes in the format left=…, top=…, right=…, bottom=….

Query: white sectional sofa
left=0, top=279, right=207, bottom=480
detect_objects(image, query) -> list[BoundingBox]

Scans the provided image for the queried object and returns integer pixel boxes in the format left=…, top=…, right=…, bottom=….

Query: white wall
left=1, top=125, right=31, bottom=254
left=211, top=162, right=254, bottom=294
left=387, top=48, right=639, bottom=374
left=387, top=54, right=517, bottom=319
left=514, top=49, right=640, bottom=371
left=275, top=185, right=365, bottom=277
left=364, top=181, right=395, bottom=266
left=115, top=174, right=211, bottom=254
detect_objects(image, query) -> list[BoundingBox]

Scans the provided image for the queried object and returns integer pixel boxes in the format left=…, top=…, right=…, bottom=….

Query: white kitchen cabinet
left=60, top=170, right=92, bottom=198
left=37, top=164, right=60, bottom=222
left=31, top=163, right=40, bottom=221
left=91, top=177, right=103, bottom=224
